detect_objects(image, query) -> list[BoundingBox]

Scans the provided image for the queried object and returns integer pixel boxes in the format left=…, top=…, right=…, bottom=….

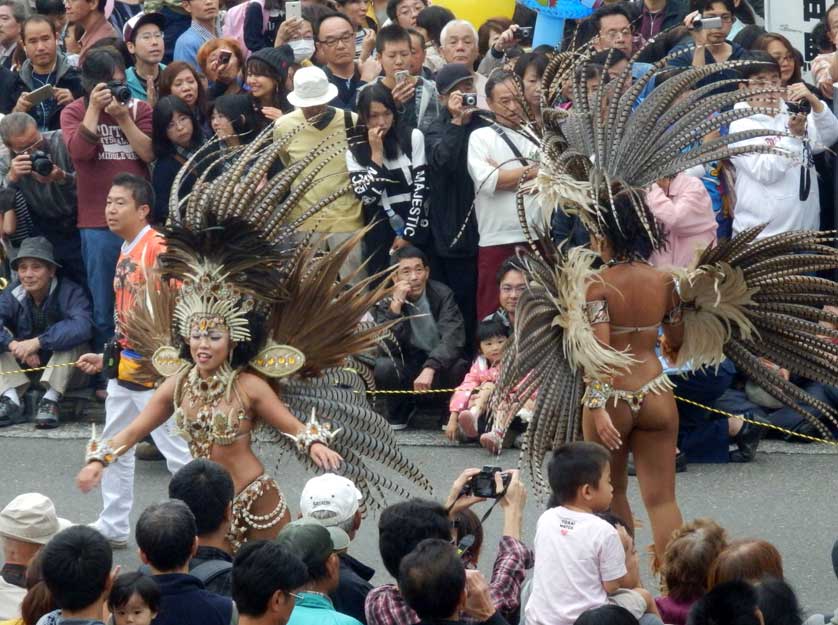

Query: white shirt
left=525, top=506, right=627, bottom=625
left=0, top=576, right=25, bottom=620
left=730, top=100, right=838, bottom=238
left=467, top=124, right=542, bottom=247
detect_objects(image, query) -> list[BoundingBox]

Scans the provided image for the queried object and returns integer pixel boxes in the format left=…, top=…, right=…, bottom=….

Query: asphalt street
left=0, top=431, right=836, bottom=617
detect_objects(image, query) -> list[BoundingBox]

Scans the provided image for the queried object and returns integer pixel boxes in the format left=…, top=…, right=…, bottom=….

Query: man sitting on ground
left=0, top=236, right=92, bottom=428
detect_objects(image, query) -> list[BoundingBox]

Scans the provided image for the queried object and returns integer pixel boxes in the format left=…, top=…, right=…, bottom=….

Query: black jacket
left=18, top=53, right=84, bottom=130
left=151, top=573, right=235, bottom=625
left=331, top=553, right=375, bottom=625
left=188, top=546, right=233, bottom=598
left=424, top=109, right=490, bottom=259
left=0, top=64, right=22, bottom=115
left=375, top=279, right=466, bottom=372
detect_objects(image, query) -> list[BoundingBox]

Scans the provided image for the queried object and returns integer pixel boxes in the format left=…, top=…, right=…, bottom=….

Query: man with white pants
left=76, top=173, right=191, bottom=548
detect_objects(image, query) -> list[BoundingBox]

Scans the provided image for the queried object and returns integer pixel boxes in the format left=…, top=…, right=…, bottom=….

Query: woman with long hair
left=209, top=93, right=261, bottom=148
left=151, top=95, right=205, bottom=224
left=197, top=38, right=247, bottom=100
left=244, top=45, right=294, bottom=128
left=159, top=62, right=209, bottom=132
left=514, top=51, right=550, bottom=124
left=753, top=32, right=804, bottom=87
left=346, top=82, right=429, bottom=274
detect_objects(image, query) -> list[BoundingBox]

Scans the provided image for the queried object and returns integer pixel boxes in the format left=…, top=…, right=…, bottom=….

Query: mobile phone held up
left=286, top=0, right=301, bottom=20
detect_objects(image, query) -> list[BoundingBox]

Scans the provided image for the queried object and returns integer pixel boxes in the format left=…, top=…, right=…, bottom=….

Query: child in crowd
left=655, top=518, right=728, bottom=625
left=525, top=442, right=659, bottom=625
left=445, top=319, right=508, bottom=442
left=107, top=572, right=160, bottom=625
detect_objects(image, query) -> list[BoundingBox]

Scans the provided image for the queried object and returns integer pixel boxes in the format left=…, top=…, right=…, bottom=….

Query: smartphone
left=694, top=15, right=723, bottom=29
left=395, top=70, right=409, bottom=84
left=286, top=0, right=301, bottom=20
left=27, top=83, right=54, bottom=107
left=218, top=50, right=232, bottom=65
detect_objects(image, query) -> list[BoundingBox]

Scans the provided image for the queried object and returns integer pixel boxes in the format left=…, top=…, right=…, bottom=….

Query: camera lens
left=30, top=151, right=52, bottom=176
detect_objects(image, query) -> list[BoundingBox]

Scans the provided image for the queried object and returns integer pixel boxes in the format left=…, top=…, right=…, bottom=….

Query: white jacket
left=729, top=100, right=838, bottom=237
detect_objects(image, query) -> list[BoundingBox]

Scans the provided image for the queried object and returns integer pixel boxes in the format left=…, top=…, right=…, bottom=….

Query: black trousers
left=428, top=254, right=478, bottom=355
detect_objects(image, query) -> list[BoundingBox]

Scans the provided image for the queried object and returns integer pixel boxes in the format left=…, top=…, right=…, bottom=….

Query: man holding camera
left=729, top=52, right=838, bottom=238
left=0, top=112, right=86, bottom=287
left=60, top=46, right=153, bottom=378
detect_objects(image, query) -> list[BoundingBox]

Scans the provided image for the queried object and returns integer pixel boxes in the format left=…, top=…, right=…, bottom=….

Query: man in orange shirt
left=77, top=173, right=191, bottom=548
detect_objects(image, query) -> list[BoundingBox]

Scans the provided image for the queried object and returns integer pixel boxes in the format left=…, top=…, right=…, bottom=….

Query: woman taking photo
left=151, top=95, right=205, bottom=224
left=245, top=45, right=294, bottom=128
left=346, top=82, right=429, bottom=275
left=159, top=62, right=209, bottom=132
left=198, top=38, right=247, bottom=100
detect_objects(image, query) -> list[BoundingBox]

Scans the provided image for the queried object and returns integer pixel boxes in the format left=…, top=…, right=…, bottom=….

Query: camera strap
left=799, top=134, right=812, bottom=202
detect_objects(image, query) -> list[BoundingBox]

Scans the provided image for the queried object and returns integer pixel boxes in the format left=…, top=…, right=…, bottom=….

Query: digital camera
left=462, top=93, right=478, bottom=107
left=107, top=80, right=132, bottom=104
left=29, top=150, right=53, bottom=177
left=462, top=466, right=511, bottom=499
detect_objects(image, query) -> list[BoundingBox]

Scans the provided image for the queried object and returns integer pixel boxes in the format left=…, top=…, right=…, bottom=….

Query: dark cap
left=123, top=11, right=166, bottom=43
left=11, top=236, right=61, bottom=270
left=248, top=45, right=294, bottom=78
left=274, top=519, right=349, bottom=573
left=435, top=63, right=473, bottom=95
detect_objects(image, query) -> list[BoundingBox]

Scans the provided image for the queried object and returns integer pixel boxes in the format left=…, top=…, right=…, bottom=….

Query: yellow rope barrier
left=0, top=362, right=79, bottom=376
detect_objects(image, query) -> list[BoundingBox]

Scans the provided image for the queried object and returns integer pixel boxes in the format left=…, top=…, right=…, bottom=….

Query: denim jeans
left=80, top=227, right=121, bottom=352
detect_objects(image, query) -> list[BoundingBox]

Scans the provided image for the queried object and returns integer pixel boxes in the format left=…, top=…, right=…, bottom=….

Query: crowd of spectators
left=0, top=449, right=836, bottom=625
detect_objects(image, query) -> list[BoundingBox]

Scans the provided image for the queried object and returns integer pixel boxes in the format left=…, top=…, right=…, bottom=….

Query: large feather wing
left=674, top=226, right=838, bottom=439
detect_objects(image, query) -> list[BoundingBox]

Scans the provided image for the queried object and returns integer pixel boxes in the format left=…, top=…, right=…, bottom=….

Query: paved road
left=0, top=432, right=836, bottom=617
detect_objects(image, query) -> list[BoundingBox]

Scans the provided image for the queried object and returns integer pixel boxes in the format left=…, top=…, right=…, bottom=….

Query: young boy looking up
left=525, top=442, right=659, bottom=625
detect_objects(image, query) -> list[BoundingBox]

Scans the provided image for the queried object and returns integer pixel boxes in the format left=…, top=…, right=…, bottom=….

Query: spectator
left=526, top=443, right=658, bottom=625
left=476, top=18, right=512, bottom=62
left=575, top=606, right=639, bottom=625
left=366, top=470, right=531, bottom=625
left=173, top=0, right=220, bottom=70
left=386, top=0, right=425, bottom=30
left=424, top=63, right=487, bottom=341
left=589, top=5, right=656, bottom=101
left=107, top=572, right=160, bottom=625
left=406, top=28, right=430, bottom=79
left=60, top=46, right=153, bottom=362
left=142, top=0, right=189, bottom=66
left=373, top=245, right=467, bottom=429
left=483, top=256, right=525, bottom=331
left=646, top=173, right=716, bottom=269
left=364, top=24, right=439, bottom=132
left=275, top=520, right=359, bottom=625
left=752, top=33, right=803, bottom=88
left=707, top=539, right=784, bottom=587
left=65, top=0, right=119, bottom=64
left=78, top=174, right=191, bottom=548
left=159, top=61, right=207, bottom=133
left=274, top=66, right=365, bottom=278
left=151, top=94, right=203, bottom=224
left=0, top=0, right=26, bottom=69
left=299, top=474, right=373, bottom=625
left=466, top=69, right=540, bottom=320
left=811, top=4, right=838, bottom=100
left=245, top=45, right=293, bottom=127
left=656, top=518, right=728, bottom=625
left=0, top=237, right=92, bottom=428
left=13, top=15, right=83, bottom=131
left=40, top=526, right=112, bottom=625
left=197, top=38, right=246, bottom=100
left=124, top=12, right=167, bottom=104
left=0, top=493, right=71, bottom=621
left=231, top=541, right=308, bottom=625
left=729, top=53, right=838, bottom=238
left=243, top=0, right=284, bottom=55
left=0, top=112, right=85, bottom=286
left=439, top=20, right=485, bottom=107
left=136, top=500, right=235, bottom=625
left=168, top=459, right=235, bottom=597
left=315, top=12, right=377, bottom=111
left=334, top=0, right=375, bottom=61
left=414, top=5, right=453, bottom=75
left=475, top=22, right=526, bottom=80
left=108, top=0, right=142, bottom=43
left=2, top=550, right=56, bottom=625
left=755, top=579, right=804, bottom=625
left=210, top=93, right=261, bottom=148
left=398, top=539, right=505, bottom=625
left=687, top=581, right=763, bottom=625
left=346, top=82, right=429, bottom=276
left=636, top=0, right=690, bottom=42
left=35, top=0, right=67, bottom=49
left=276, top=13, right=315, bottom=64
left=513, top=52, right=549, bottom=124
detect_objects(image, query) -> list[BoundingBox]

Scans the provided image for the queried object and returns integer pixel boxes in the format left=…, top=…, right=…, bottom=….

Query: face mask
left=290, top=38, right=315, bottom=62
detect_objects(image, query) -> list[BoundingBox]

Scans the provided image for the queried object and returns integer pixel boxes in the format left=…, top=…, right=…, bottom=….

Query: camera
left=29, top=150, right=53, bottom=177
left=462, top=466, right=511, bottom=499
left=106, top=80, right=132, bottom=104
left=514, top=26, right=533, bottom=40
left=692, top=15, right=723, bottom=29
left=218, top=50, right=232, bottom=65
left=462, top=93, right=478, bottom=107
left=785, top=99, right=812, bottom=115
left=395, top=69, right=410, bottom=84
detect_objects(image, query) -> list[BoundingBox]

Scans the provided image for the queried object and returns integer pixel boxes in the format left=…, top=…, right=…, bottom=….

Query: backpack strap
left=491, top=123, right=528, bottom=166
left=190, top=559, right=233, bottom=586
left=343, top=109, right=355, bottom=134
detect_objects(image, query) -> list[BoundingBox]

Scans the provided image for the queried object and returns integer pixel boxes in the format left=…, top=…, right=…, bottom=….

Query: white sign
left=765, top=0, right=827, bottom=65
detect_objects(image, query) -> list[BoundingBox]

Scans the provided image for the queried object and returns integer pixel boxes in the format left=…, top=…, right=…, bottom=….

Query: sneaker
left=458, top=409, right=480, bottom=439
left=479, top=430, right=504, bottom=455
left=87, top=523, right=128, bottom=549
left=0, top=396, right=23, bottom=427
left=387, top=406, right=416, bottom=431
left=34, top=399, right=60, bottom=429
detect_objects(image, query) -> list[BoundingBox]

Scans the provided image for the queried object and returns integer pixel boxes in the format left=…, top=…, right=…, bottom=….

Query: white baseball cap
left=0, top=493, right=73, bottom=545
left=287, top=66, right=339, bottom=109
left=299, top=474, right=362, bottom=526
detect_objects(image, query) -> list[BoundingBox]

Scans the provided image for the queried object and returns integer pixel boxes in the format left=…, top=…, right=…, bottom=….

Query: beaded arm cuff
left=582, top=380, right=613, bottom=410
left=84, top=425, right=127, bottom=466
left=284, top=408, right=342, bottom=454
left=586, top=299, right=610, bottom=325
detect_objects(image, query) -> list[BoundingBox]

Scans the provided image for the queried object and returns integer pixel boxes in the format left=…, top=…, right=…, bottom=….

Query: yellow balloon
left=433, top=0, right=516, bottom=28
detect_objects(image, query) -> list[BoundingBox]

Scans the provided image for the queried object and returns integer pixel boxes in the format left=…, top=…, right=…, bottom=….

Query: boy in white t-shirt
left=524, top=442, right=659, bottom=625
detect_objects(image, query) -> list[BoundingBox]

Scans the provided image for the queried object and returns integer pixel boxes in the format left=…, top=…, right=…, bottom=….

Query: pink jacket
left=647, top=172, right=716, bottom=269
left=449, top=356, right=500, bottom=412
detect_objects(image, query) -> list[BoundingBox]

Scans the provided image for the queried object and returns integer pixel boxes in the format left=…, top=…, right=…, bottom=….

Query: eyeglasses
left=704, top=13, right=733, bottom=23
left=317, top=31, right=354, bottom=47
left=137, top=32, right=164, bottom=41
left=599, top=27, right=632, bottom=41
left=397, top=5, right=421, bottom=17
left=500, top=285, right=526, bottom=295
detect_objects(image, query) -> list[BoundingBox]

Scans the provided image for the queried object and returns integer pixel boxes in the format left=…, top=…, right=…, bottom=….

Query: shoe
left=479, top=430, right=503, bottom=454
left=387, top=406, right=416, bottom=431
left=458, top=409, right=479, bottom=439
left=627, top=451, right=687, bottom=476
left=789, top=419, right=821, bottom=443
left=729, top=415, right=766, bottom=463
left=87, top=523, right=129, bottom=549
left=34, top=399, right=60, bottom=429
left=136, top=441, right=164, bottom=461
left=0, top=397, right=23, bottom=427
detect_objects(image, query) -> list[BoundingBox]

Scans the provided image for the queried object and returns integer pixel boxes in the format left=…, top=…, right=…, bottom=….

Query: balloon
left=433, top=0, right=516, bottom=28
